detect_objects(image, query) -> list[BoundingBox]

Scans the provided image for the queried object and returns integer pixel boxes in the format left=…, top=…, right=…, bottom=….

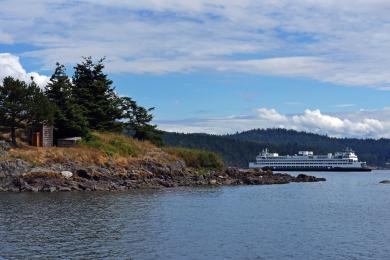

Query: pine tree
left=0, top=77, right=29, bottom=145
left=72, top=57, right=122, bottom=132
left=26, top=79, right=55, bottom=134
left=45, top=63, right=89, bottom=138
left=121, top=97, right=162, bottom=145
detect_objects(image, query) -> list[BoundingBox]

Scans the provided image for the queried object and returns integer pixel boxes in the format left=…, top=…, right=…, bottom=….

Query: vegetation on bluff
left=7, top=131, right=224, bottom=171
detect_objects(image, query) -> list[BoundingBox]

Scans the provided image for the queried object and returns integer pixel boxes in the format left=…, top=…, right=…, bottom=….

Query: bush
left=80, top=132, right=145, bottom=157
left=164, top=147, right=224, bottom=169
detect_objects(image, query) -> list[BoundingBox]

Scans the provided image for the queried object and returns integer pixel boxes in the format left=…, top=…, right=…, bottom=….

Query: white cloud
left=0, top=53, right=49, bottom=88
left=157, top=108, right=390, bottom=138
left=1, top=0, right=390, bottom=88
left=289, top=109, right=385, bottom=136
left=256, top=108, right=287, bottom=122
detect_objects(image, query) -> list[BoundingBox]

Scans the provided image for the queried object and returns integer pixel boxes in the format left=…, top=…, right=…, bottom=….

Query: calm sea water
left=1, top=170, right=390, bottom=260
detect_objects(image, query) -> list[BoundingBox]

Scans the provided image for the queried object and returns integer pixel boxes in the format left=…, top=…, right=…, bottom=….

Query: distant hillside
left=163, top=128, right=390, bottom=168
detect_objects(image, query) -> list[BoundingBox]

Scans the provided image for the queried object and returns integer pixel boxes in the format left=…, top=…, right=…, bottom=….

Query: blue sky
left=0, top=0, right=389, bottom=137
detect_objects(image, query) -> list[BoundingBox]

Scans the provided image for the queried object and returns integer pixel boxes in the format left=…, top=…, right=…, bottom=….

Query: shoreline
left=0, top=160, right=325, bottom=192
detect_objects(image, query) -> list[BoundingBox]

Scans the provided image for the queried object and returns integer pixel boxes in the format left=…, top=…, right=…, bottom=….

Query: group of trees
left=0, top=77, right=54, bottom=145
left=0, top=57, right=160, bottom=146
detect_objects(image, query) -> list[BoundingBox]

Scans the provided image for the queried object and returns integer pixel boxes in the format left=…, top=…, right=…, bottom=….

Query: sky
left=0, top=0, right=389, bottom=138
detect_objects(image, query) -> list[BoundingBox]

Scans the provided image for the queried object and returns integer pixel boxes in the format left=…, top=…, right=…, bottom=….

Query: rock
left=0, top=140, right=11, bottom=150
left=0, top=159, right=31, bottom=177
left=209, top=179, right=217, bottom=185
left=379, top=180, right=390, bottom=184
left=76, top=169, right=92, bottom=179
left=61, top=171, right=73, bottom=179
left=58, top=186, right=72, bottom=192
left=0, top=157, right=326, bottom=192
left=0, top=141, right=11, bottom=157
left=295, top=174, right=315, bottom=182
left=21, top=182, right=39, bottom=192
left=27, top=167, right=57, bottom=175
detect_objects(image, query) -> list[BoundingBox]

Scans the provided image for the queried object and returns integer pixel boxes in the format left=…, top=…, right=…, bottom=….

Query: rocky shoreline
left=0, top=159, right=325, bottom=192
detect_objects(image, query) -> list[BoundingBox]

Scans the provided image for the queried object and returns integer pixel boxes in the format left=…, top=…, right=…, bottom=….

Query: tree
left=121, top=97, right=162, bottom=145
left=45, top=63, right=89, bottom=138
left=0, top=77, right=29, bottom=145
left=72, top=57, right=122, bottom=132
left=26, top=79, right=55, bottom=134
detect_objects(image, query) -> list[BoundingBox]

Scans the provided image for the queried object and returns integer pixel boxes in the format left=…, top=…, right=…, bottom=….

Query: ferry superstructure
left=249, top=148, right=371, bottom=171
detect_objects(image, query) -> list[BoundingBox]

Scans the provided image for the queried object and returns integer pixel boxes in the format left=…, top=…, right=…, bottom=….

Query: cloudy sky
left=0, top=0, right=389, bottom=138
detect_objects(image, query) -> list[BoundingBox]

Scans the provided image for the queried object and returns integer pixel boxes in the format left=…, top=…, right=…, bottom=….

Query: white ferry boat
left=249, top=148, right=371, bottom=171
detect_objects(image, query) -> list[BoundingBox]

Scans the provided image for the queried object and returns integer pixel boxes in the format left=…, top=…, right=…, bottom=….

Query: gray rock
left=61, top=171, right=73, bottom=179
left=28, top=167, right=56, bottom=174
left=59, top=187, right=72, bottom=192
left=0, top=141, right=11, bottom=157
left=209, top=179, right=217, bottom=185
left=0, top=159, right=31, bottom=177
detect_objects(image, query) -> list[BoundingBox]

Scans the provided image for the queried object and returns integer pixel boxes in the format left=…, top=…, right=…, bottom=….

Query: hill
left=162, top=128, right=390, bottom=168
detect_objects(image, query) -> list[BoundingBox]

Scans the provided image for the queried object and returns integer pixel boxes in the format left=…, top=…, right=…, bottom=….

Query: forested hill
left=162, top=129, right=390, bottom=168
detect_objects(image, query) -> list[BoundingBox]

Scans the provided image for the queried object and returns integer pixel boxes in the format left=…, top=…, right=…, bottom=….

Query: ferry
left=249, top=148, right=371, bottom=172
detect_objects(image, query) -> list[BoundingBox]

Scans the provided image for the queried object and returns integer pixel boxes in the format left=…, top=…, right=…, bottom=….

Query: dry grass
left=7, top=132, right=224, bottom=170
left=10, top=146, right=108, bottom=165
left=8, top=132, right=177, bottom=167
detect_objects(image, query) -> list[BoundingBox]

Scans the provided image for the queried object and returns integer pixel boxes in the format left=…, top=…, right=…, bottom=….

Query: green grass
left=164, top=147, right=224, bottom=170
left=80, top=132, right=144, bottom=157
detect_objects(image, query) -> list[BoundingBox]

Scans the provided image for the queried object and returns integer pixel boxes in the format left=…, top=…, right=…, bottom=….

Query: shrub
left=164, top=147, right=224, bottom=169
left=80, top=132, right=146, bottom=157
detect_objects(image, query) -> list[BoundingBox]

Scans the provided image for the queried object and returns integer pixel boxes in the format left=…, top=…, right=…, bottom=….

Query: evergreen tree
left=121, top=97, right=162, bottom=145
left=72, top=57, right=122, bottom=131
left=26, top=79, right=55, bottom=134
left=0, top=77, right=29, bottom=145
left=45, top=63, right=89, bottom=138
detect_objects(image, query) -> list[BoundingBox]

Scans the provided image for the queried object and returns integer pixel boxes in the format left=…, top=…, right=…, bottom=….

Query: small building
left=31, top=125, right=53, bottom=147
left=57, top=137, right=82, bottom=147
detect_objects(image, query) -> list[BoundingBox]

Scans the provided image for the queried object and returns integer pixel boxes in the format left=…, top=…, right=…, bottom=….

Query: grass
left=7, top=132, right=224, bottom=170
left=80, top=132, right=150, bottom=157
left=9, top=132, right=159, bottom=166
left=164, top=147, right=224, bottom=170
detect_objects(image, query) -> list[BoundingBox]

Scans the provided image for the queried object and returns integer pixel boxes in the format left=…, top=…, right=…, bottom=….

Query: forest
left=163, top=128, right=390, bottom=168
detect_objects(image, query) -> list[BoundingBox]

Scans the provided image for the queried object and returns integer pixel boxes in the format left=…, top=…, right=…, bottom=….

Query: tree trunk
left=11, top=126, right=17, bottom=146
left=11, top=115, right=17, bottom=146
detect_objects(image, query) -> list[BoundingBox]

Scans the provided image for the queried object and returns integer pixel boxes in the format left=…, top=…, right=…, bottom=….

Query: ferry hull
left=259, top=166, right=372, bottom=172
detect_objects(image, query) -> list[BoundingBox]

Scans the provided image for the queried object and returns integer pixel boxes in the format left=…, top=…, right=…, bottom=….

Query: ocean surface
left=1, top=170, right=390, bottom=260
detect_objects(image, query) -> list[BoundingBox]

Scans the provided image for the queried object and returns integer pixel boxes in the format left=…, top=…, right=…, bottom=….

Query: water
left=1, top=170, right=390, bottom=260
